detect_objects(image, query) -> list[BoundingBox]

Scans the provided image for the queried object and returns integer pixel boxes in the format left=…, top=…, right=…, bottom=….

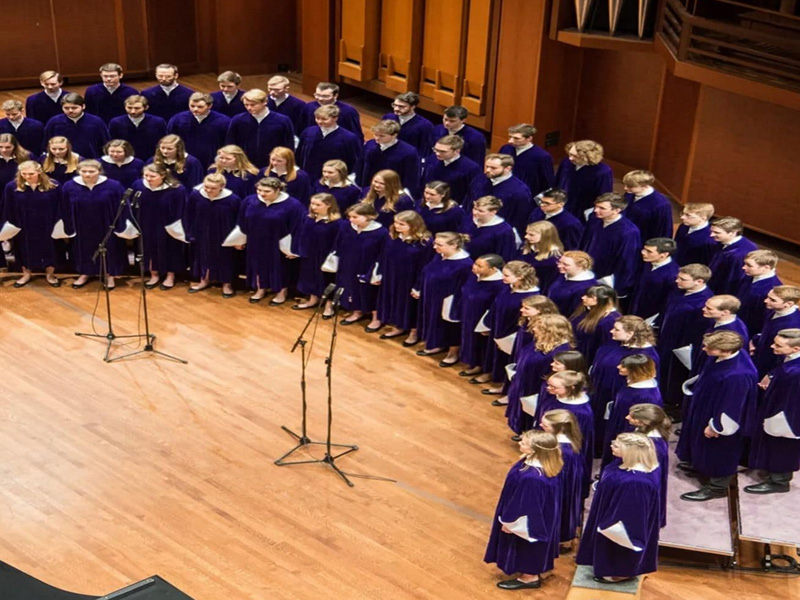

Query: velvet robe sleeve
left=593, top=478, right=654, bottom=552
left=706, top=369, right=758, bottom=436
left=496, top=466, right=557, bottom=543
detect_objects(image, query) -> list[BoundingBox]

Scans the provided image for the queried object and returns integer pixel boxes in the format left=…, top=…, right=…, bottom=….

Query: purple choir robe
left=185, top=188, right=241, bottom=284
left=483, top=287, right=541, bottom=382
left=623, top=189, right=674, bottom=241
left=211, top=89, right=246, bottom=118
left=537, top=391, right=595, bottom=491
left=296, top=126, right=362, bottom=180
left=209, top=168, right=257, bottom=201
left=498, top=144, right=555, bottom=197
left=431, top=124, right=486, bottom=165
left=484, top=459, right=562, bottom=576
left=737, top=274, right=782, bottom=336
left=302, top=100, right=363, bottom=143
left=421, top=155, right=482, bottom=205
left=140, top=84, right=195, bottom=122
left=676, top=351, right=757, bottom=477
left=333, top=222, right=389, bottom=312
left=506, top=343, right=570, bottom=435
left=0, top=157, right=24, bottom=190
left=311, top=181, right=362, bottom=213
left=2, top=182, right=60, bottom=270
left=629, top=259, right=680, bottom=321
left=528, top=207, right=584, bottom=251
left=580, top=216, right=642, bottom=297
left=601, top=381, right=663, bottom=470
left=297, top=217, right=341, bottom=297
left=467, top=175, right=533, bottom=237
left=416, top=251, right=473, bottom=350
left=0, top=118, right=45, bottom=155
left=382, top=113, right=434, bottom=158
left=707, top=236, right=758, bottom=295
left=556, top=438, right=584, bottom=542
left=673, top=223, right=716, bottom=266
left=268, top=95, right=307, bottom=134
left=690, top=318, right=749, bottom=378
left=43, top=113, right=109, bottom=159
left=225, top=111, right=295, bottom=169
left=752, top=309, right=800, bottom=377
left=516, top=251, right=559, bottom=294
left=418, top=202, right=467, bottom=235
left=458, top=273, right=505, bottom=367
left=25, top=90, right=70, bottom=125
left=547, top=273, right=598, bottom=316
left=236, top=194, right=305, bottom=291
left=656, top=287, right=714, bottom=406
left=749, top=357, right=800, bottom=474
left=84, top=83, right=138, bottom=123
left=649, top=433, right=669, bottom=527
left=358, top=190, right=416, bottom=229
left=108, top=114, right=168, bottom=161
left=60, top=177, right=126, bottom=275
left=167, top=110, right=231, bottom=168
left=259, top=168, right=312, bottom=206
left=146, top=156, right=204, bottom=190
left=571, top=310, right=621, bottom=366
left=356, top=139, right=421, bottom=196
left=131, top=180, right=188, bottom=274
left=38, top=154, right=81, bottom=184
left=100, top=156, right=145, bottom=189
left=554, top=159, right=613, bottom=219
left=576, top=464, right=661, bottom=578
left=375, top=237, right=434, bottom=330
left=465, top=217, right=518, bottom=262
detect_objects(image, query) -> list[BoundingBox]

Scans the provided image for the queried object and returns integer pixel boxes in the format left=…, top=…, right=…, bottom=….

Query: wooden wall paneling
left=50, top=1, right=120, bottom=81
left=120, top=0, right=150, bottom=76
left=145, top=0, right=201, bottom=73
left=301, top=0, right=335, bottom=94
left=419, top=0, right=466, bottom=106
left=377, top=0, right=424, bottom=93
left=0, top=1, right=59, bottom=88
left=460, top=0, right=498, bottom=117
left=337, top=0, right=380, bottom=81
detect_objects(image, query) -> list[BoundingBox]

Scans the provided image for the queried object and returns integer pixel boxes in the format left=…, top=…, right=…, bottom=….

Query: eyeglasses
left=432, top=147, right=449, bottom=154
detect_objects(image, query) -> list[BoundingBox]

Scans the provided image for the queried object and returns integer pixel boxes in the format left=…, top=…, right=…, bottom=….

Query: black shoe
left=47, top=277, right=62, bottom=288
left=365, top=324, right=383, bottom=333
left=321, top=313, right=334, bottom=320
left=159, top=282, right=175, bottom=291
left=416, top=348, right=446, bottom=357
left=72, top=278, right=90, bottom=289
left=188, top=285, right=209, bottom=294
left=491, top=399, right=508, bottom=407
left=510, top=435, right=522, bottom=442
left=380, top=331, right=408, bottom=340
left=481, top=389, right=502, bottom=396
left=222, top=291, right=235, bottom=299
left=743, top=481, right=790, bottom=495
left=269, top=297, right=287, bottom=306
left=680, top=487, right=727, bottom=502
left=249, top=295, right=265, bottom=304
left=13, top=279, right=31, bottom=288
left=401, top=338, right=420, bottom=347
left=341, top=315, right=367, bottom=326
left=438, top=358, right=458, bottom=368
left=593, top=576, right=636, bottom=585
left=468, top=377, right=490, bottom=385
left=291, top=303, right=318, bottom=311
left=144, top=280, right=160, bottom=289
left=676, top=462, right=700, bottom=476
left=497, top=578, right=540, bottom=590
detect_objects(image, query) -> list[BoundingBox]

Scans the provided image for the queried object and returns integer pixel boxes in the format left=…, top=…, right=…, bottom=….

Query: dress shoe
left=188, top=285, right=209, bottom=294
left=593, top=576, right=636, bottom=584
left=13, top=279, right=31, bottom=288
left=481, top=389, right=503, bottom=396
left=291, top=303, right=318, bottom=310
left=380, top=330, right=407, bottom=340
left=159, top=282, right=175, bottom=291
left=438, top=358, right=458, bottom=368
left=341, top=315, right=367, bottom=326
left=249, top=295, right=265, bottom=304
left=497, top=578, right=541, bottom=590
left=104, top=283, right=116, bottom=291
left=401, top=338, right=420, bottom=347
left=72, top=278, right=90, bottom=289
left=321, top=313, right=334, bottom=320
left=491, top=399, right=509, bottom=407
left=144, top=280, right=160, bottom=289
left=47, top=277, right=62, bottom=288
left=743, top=481, right=790, bottom=495
left=222, top=291, right=236, bottom=299
left=680, top=487, right=727, bottom=502
left=365, top=324, right=383, bottom=333
left=468, top=377, right=490, bottom=385
left=269, top=296, right=287, bottom=306
left=511, top=435, right=522, bottom=442
left=416, top=348, right=446, bottom=357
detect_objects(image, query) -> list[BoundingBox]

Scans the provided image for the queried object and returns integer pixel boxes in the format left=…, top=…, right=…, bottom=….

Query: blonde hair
left=615, top=315, right=656, bottom=347
left=14, top=160, right=56, bottom=192
left=269, top=146, right=298, bottom=182
left=561, top=250, right=593, bottom=271
left=319, top=159, right=349, bottom=185
left=520, top=295, right=560, bottom=328
left=745, top=249, right=778, bottom=270
left=143, top=162, right=179, bottom=188
left=622, top=170, right=655, bottom=187
left=0, top=133, right=30, bottom=163
left=435, top=231, right=470, bottom=250
left=43, top=136, right=79, bottom=175
left=363, top=169, right=405, bottom=212
left=504, top=260, right=538, bottom=290
left=548, top=370, right=586, bottom=399
left=212, top=145, right=259, bottom=178
left=523, top=221, right=564, bottom=260
left=242, top=88, right=268, bottom=103
left=771, top=285, right=800, bottom=304
left=702, top=330, right=744, bottom=353
left=314, top=104, right=339, bottom=119
left=308, top=192, right=341, bottom=221
left=541, top=409, right=582, bottom=453
left=776, top=329, right=800, bottom=348
left=154, top=134, right=189, bottom=173
left=614, top=432, right=658, bottom=471
left=532, top=314, right=575, bottom=353
left=519, top=430, right=563, bottom=478
left=104, top=139, right=134, bottom=158
left=473, top=195, right=503, bottom=212
left=683, top=202, right=714, bottom=220
left=390, top=210, right=431, bottom=243
left=567, top=140, right=604, bottom=165
left=202, top=172, right=226, bottom=188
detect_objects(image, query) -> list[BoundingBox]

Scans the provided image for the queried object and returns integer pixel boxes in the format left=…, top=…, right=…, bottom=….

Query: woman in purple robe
left=533, top=350, right=589, bottom=427
left=40, top=136, right=81, bottom=184
left=554, top=140, right=613, bottom=219
left=230, top=177, right=305, bottom=305
left=294, top=193, right=342, bottom=316
left=100, top=139, right=144, bottom=189
left=517, top=220, right=563, bottom=294
left=360, top=169, right=416, bottom=229
left=417, top=180, right=467, bottom=235
left=570, top=285, right=621, bottom=366
left=331, top=202, right=389, bottom=328
left=185, top=173, right=241, bottom=298
left=373, top=211, right=433, bottom=343
left=149, top=134, right=204, bottom=190
left=2, top=161, right=61, bottom=287
left=413, top=231, right=473, bottom=366
left=628, top=403, right=672, bottom=526
left=464, top=195, right=518, bottom=262
left=207, top=145, right=260, bottom=201
left=547, top=250, right=597, bottom=316
left=540, top=409, right=585, bottom=549
left=60, top=159, right=126, bottom=288
left=312, top=160, right=362, bottom=214
left=260, top=146, right=312, bottom=206
left=0, top=133, right=32, bottom=190
left=601, top=355, right=662, bottom=471
left=131, top=163, right=188, bottom=290
left=484, top=430, right=563, bottom=591
left=576, top=432, right=661, bottom=582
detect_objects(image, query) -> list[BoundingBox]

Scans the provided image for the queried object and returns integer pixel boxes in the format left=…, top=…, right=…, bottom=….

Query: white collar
left=565, top=270, right=595, bottom=282
left=556, top=433, right=572, bottom=444
left=634, top=186, right=654, bottom=200
left=479, top=270, right=504, bottom=282
left=623, top=463, right=658, bottom=473
left=629, top=378, right=658, bottom=389
left=260, top=191, right=289, bottom=205
left=490, top=173, right=512, bottom=186
left=223, top=91, right=238, bottom=102
left=73, top=175, right=108, bottom=188
left=143, top=180, right=170, bottom=191
left=523, top=458, right=543, bottom=468
left=444, top=249, right=470, bottom=261
left=443, top=155, right=460, bottom=166
left=45, top=89, right=62, bottom=100
left=543, top=208, right=564, bottom=218
left=714, top=317, right=736, bottom=327
left=160, top=83, right=179, bottom=94
left=773, top=306, right=798, bottom=318
left=687, top=221, right=709, bottom=234
left=650, top=257, right=672, bottom=270
left=128, top=115, right=145, bottom=125
left=684, top=285, right=708, bottom=296
left=474, top=215, right=504, bottom=228
left=397, top=113, right=414, bottom=124
left=512, top=286, right=539, bottom=294
left=379, top=139, right=398, bottom=151
left=558, top=392, right=590, bottom=405
left=323, top=179, right=345, bottom=188
left=752, top=270, right=776, bottom=283
left=425, top=201, right=444, bottom=210
left=723, top=235, right=743, bottom=248
left=446, top=124, right=465, bottom=134
left=196, top=185, right=233, bottom=200
left=785, top=351, right=800, bottom=362
left=715, top=350, right=740, bottom=363
left=101, top=155, right=135, bottom=165
left=320, top=125, right=338, bottom=136
left=104, top=84, right=120, bottom=93
left=514, top=143, right=533, bottom=154
left=351, top=220, right=382, bottom=233
left=194, top=113, right=209, bottom=123
left=602, top=214, right=622, bottom=227
left=252, top=109, right=270, bottom=123
left=8, top=117, right=24, bottom=128
left=68, top=114, right=84, bottom=124
left=646, top=429, right=661, bottom=439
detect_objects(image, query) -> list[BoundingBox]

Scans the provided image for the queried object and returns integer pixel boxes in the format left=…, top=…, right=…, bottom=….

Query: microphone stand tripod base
left=106, top=333, right=188, bottom=364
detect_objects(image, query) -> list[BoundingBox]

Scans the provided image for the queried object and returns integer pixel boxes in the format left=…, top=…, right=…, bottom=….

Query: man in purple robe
left=707, top=216, right=758, bottom=294
left=211, top=71, right=246, bottom=118
left=555, top=139, right=613, bottom=220
left=629, top=238, right=680, bottom=322
left=25, top=70, right=69, bottom=125
left=679, top=331, right=758, bottom=501
left=422, top=135, right=482, bottom=206
left=0, top=100, right=44, bottom=155
left=737, top=249, right=782, bottom=335
left=622, top=170, right=673, bottom=241
left=527, top=188, right=583, bottom=250
left=226, top=88, right=295, bottom=169
left=300, top=82, right=363, bottom=144
left=430, top=105, right=486, bottom=166
left=109, top=95, right=167, bottom=161
left=691, top=294, right=750, bottom=377
left=84, top=63, right=138, bottom=124
left=467, top=153, right=532, bottom=237
left=498, top=123, right=554, bottom=197
left=141, top=64, right=195, bottom=122
left=579, top=193, right=641, bottom=299
left=267, top=75, right=306, bottom=136
left=746, top=328, right=800, bottom=494
left=464, top=196, right=519, bottom=261
left=296, top=104, right=361, bottom=180
left=751, top=286, right=800, bottom=377
left=381, top=92, right=434, bottom=159
left=673, top=202, right=716, bottom=266
left=167, top=92, right=230, bottom=168
left=356, top=120, right=420, bottom=195
left=43, top=93, right=109, bottom=159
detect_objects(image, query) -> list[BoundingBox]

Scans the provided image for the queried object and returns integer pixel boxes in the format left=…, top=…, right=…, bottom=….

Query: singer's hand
left=235, top=244, right=245, bottom=251
left=410, top=290, right=420, bottom=299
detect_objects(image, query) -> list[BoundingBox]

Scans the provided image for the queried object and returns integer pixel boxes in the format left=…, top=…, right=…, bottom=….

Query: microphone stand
left=107, top=191, right=187, bottom=364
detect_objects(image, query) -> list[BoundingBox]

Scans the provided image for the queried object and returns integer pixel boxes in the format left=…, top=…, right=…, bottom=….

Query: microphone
left=119, top=187, right=134, bottom=206
left=131, top=190, right=142, bottom=208
left=332, top=287, right=345, bottom=308
left=320, top=283, right=338, bottom=300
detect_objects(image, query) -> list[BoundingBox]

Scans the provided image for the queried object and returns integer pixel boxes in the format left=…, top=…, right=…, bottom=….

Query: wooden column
left=337, top=0, right=380, bottom=81
left=377, top=0, right=424, bottom=93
